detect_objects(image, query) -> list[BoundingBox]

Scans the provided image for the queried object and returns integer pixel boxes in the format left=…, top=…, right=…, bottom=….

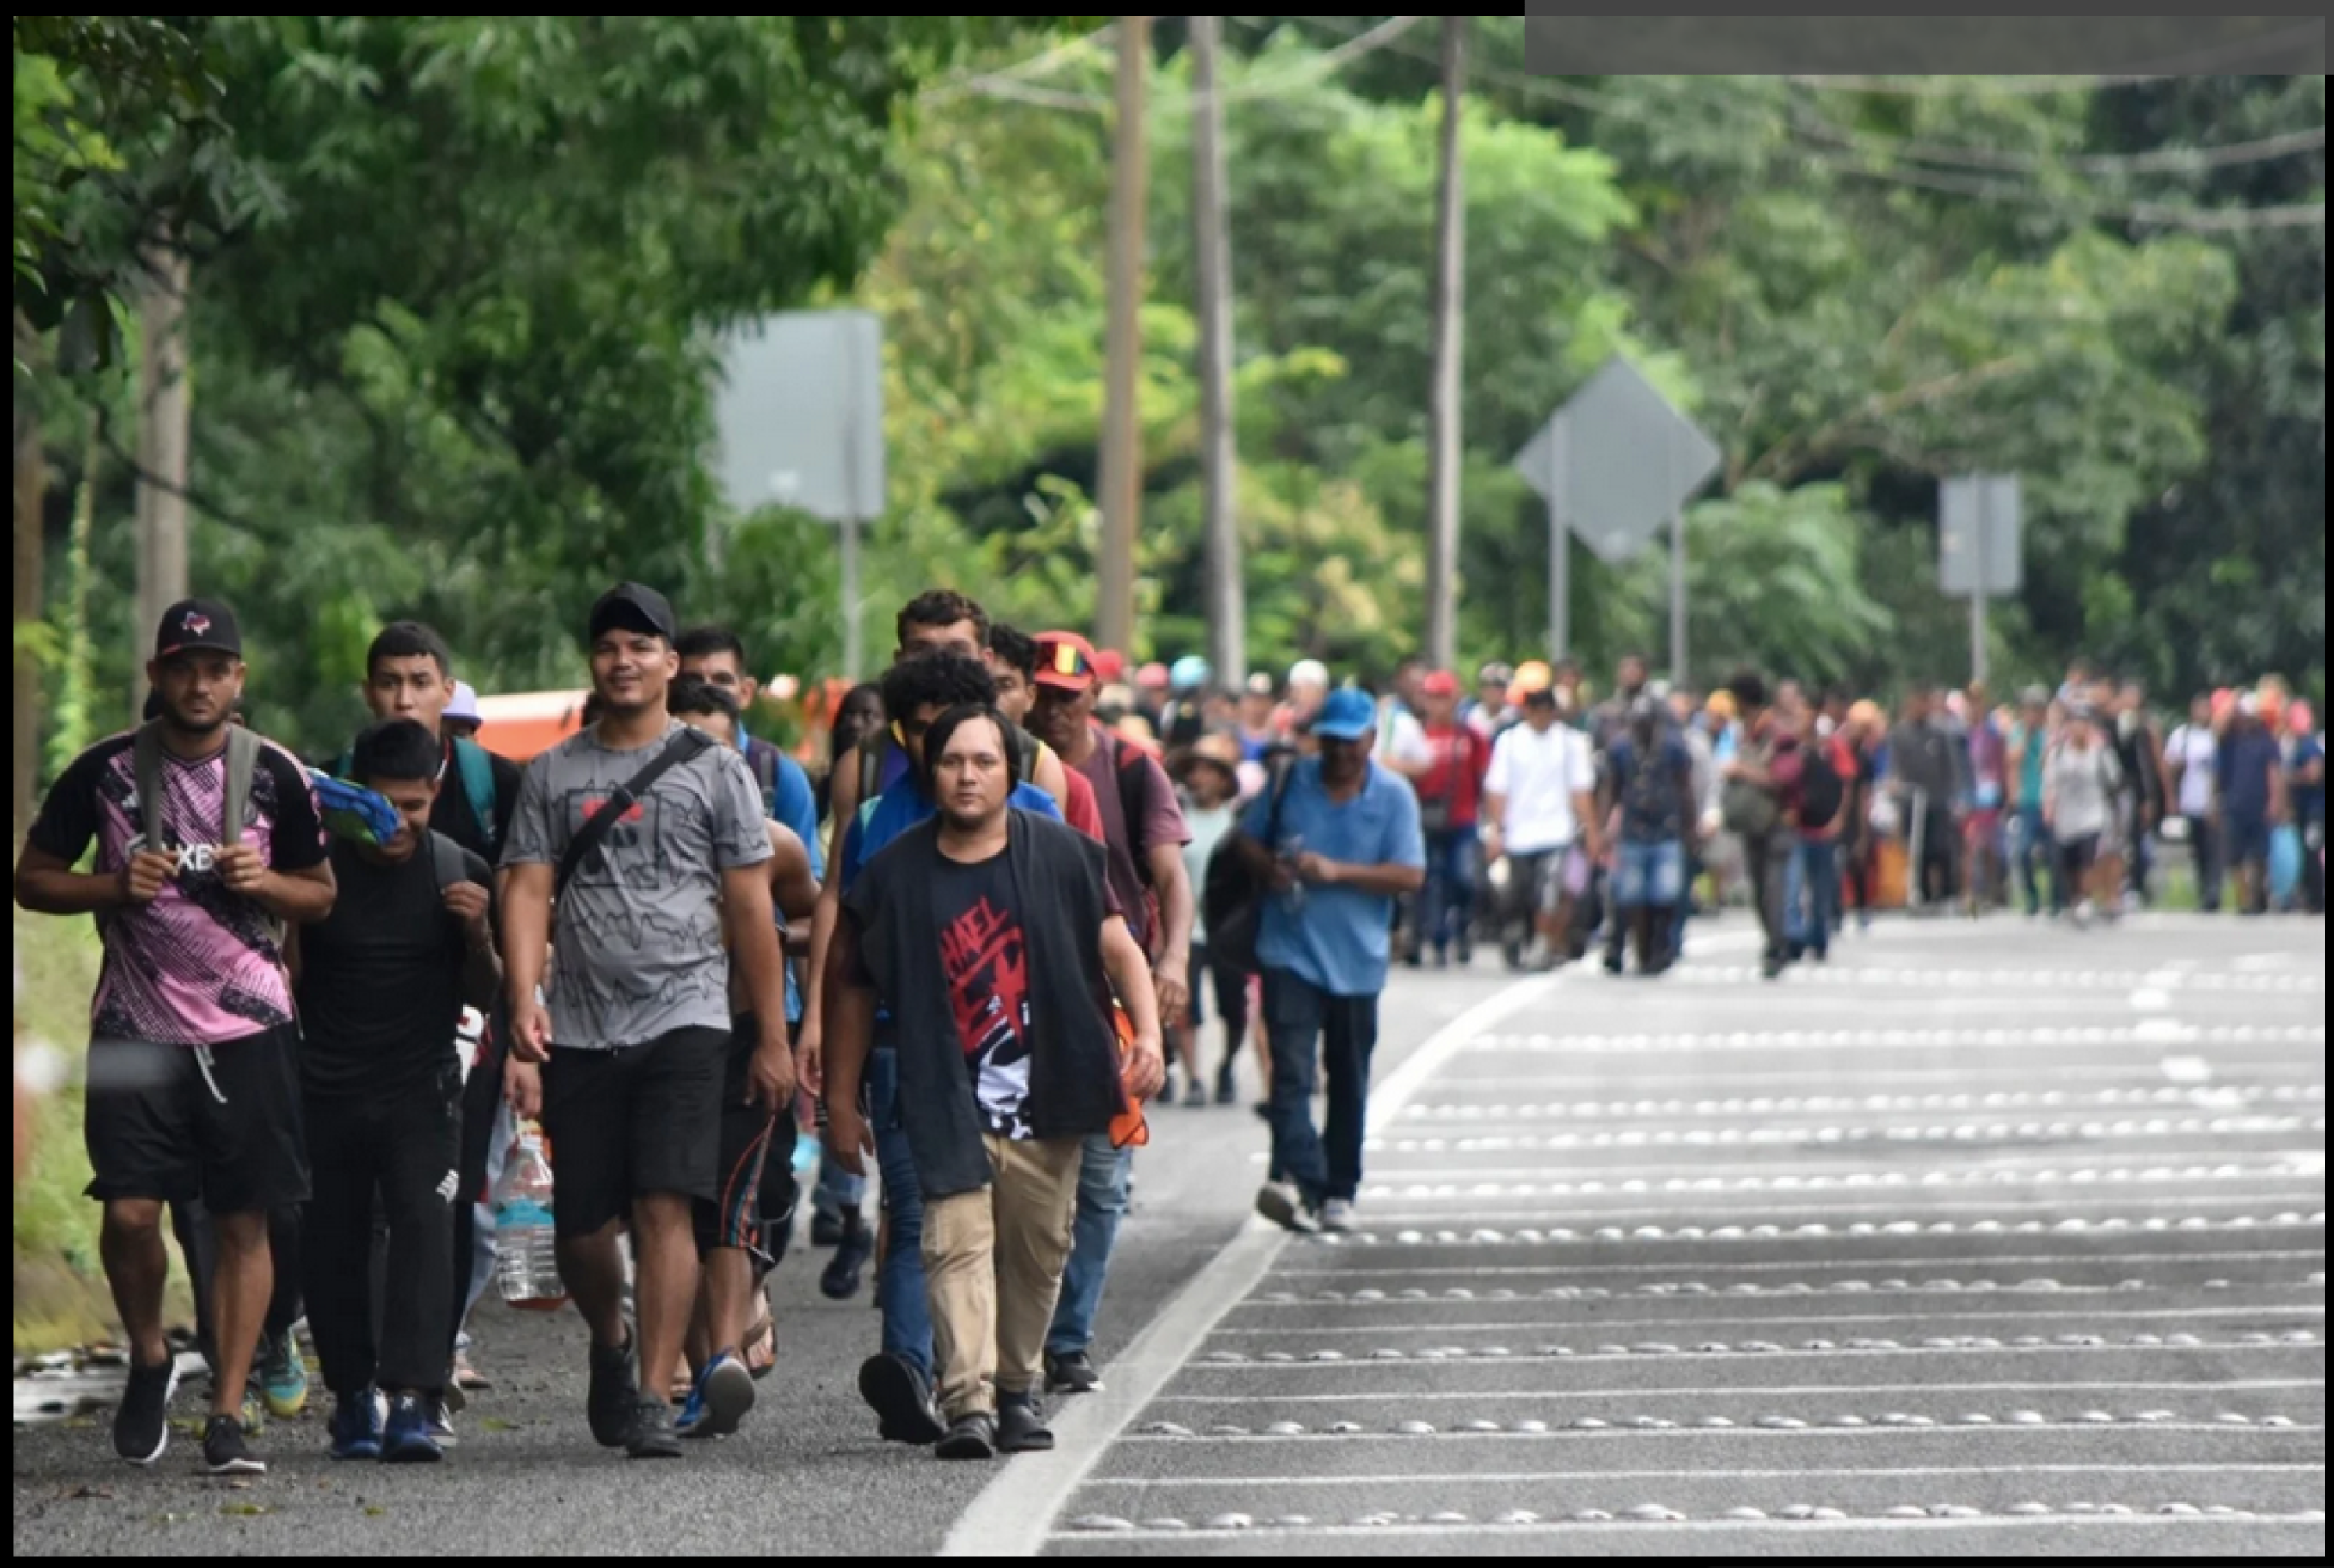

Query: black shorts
left=84, top=1023, right=310, bottom=1214
left=539, top=1025, right=728, bottom=1240
left=691, top=1018, right=782, bottom=1265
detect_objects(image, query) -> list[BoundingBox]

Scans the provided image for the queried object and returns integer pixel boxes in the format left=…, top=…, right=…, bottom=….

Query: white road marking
left=1269, top=1249, right=2325, bottom=1277
left=1207, top=1306, right=2327, bottom=1337
left=1156, top=1379, right=2326, bottom=1405
left=1081, top=1463, right=2327, bottom=1485
left=1050, top=1515, right=2329, bottom=1541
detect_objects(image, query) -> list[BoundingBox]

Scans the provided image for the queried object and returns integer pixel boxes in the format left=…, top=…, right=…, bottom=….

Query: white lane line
left=1156, top=1379, right=2327, bottom=1404
left=1343, top=1196, right=2324, bottom=1225
left=1185, top=1343, right=2325, bottom=1370
left=1417, top=1062, right=2325, bottom=1089
left=938, top=964, right=1581, bottom=1557
left=1081, top=1463, right=2329, bottom=1486
left=1207, top=1307, right=2328, bottom=1337
left=1050, top=1515, right=2331, bottom=1541
left=1458, top=1026, right=2325, bottom=1056
left=1269, top=1248, right=2328, bottom=1277
left=1123, top=1427, right=2327, bottom=1443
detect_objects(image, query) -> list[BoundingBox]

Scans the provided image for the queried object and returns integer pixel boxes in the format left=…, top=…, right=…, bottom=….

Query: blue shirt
left=843, top=776, right=1064, bottom=889
left=2287, top=734, right=2325, bottom=825
left=740, top=731, right=820, bottom=1024
left=2218, top=729, right=2281, bottom=820
left=1607, top=733, right=1695, bottom=844
left=1243, top=758, right=1425, bottom=997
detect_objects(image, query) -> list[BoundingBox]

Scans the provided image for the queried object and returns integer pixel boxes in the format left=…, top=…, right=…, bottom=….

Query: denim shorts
left=1613, top=840, right=1686, bottom=908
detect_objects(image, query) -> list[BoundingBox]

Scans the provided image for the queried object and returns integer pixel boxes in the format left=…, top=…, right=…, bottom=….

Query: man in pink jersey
left=16, top=599, right=336, bottom=1475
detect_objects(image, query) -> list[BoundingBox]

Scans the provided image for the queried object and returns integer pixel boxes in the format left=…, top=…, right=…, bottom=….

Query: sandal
left=742, top=1314, right=778, bottom=1381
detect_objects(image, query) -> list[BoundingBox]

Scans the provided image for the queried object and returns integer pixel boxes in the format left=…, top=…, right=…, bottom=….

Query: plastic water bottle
left=493, top=1122, right=566, bottom=1310
left=791, top=1123, right=821, bottom=1179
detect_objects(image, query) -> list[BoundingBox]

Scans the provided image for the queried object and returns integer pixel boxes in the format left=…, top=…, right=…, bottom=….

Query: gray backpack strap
left=224, top=725, right=260, bottom=846
left=132, top=722, right=169, bottom=848
left=427, top=829, right=469, bottom=893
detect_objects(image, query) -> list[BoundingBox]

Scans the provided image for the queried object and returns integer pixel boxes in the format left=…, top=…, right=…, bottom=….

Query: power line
left=947, top=15, right=1428, bottom=115
left=921, top=23, right=1116, bottom=106
left=1791, top=117, right=2327, bottom=177
left=1787, top=19, right=2329, bottom=92
left=1272, top=15, right=2326, bottom=234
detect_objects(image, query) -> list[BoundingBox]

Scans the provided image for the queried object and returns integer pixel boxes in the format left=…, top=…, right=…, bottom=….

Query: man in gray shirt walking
left=500, top=583, right=794, bottom=1458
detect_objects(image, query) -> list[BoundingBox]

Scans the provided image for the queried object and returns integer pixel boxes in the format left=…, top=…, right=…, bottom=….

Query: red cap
left=1035, top=631, right=1100, bottom=693
left=1092, top=647, right=1127, bottom=684
left=1136, top=661, right=1171, bottom=689
left=1421, top=670, right=1461, bottom=699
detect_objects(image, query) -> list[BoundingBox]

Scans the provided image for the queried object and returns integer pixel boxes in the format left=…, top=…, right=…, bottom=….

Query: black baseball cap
left=154, top=598, right=242, bottom=661
left=587, top=582, right=677, bottom=645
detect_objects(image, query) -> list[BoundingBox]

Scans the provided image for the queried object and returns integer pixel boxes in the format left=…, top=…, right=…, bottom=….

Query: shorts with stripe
left=691, top=1015, right=779, bottom=1267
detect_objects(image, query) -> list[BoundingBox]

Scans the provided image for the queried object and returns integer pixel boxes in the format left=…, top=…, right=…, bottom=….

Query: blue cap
left=1171, top=654, right=1211, bottom=691
left=1312, top=687, right=1377, bottom=742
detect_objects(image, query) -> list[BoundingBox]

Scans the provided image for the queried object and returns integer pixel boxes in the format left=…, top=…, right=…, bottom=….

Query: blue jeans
left=1261, top=970, right=1380, bottom=1205
left=1417, top=826, right=1479, bottom=954
left=865, top=1048, right=931, bottom=1377
left=1786, top=838, right=1840, bottom=956
left=813, top=1149, right=866, bottom=1222
left=2013, top=805, right=2059, bottom=914
left=1044, top=1133, right=1131, bottom=1358
left=1613, top=840, right=1686, bottom=909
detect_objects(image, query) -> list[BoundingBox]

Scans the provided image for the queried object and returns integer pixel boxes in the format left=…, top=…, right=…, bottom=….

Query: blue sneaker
left=328, top=1389, right=383, bottom=1461
left=382, top=1392, right=445, bottom=1464
left=254, top=1329, right=310, bottom=1419
left=677, top=1350, right=754, bottom=1440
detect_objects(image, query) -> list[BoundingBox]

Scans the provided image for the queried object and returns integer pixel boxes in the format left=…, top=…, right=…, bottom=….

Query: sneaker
left=1319, top=1198, right=1356, bottom=1234
left=858, top=1352, right=946, bottom=1444
left=810, top=1210, right=845, bottom=1248
left=238, top=1386, right=267, bottom=1437
left=1455, top=931, right=1474, bottom=965
left=934, top=1410, right=997, bottom=1461
left=586, top=1330, right=640, bottom=1449
left=327, top=1388, right=383, bottom=1461
left=381, top=1392, right=445, bottom=1464
left=112, top=1358, right=177, bottom=1466
left=1214, top=1069, right=1237, bottom=1106
left=677, top=1350, right=754, bottom=1440
left=1181, top=1080, right=1207, bottom=1109
left=253, top=1329, right=309, bottom=1419
left=997, top=1393, right=1054, bottom=1454
left=425, top=1396, right=458, bottom=1448
left=1043, top=1349, right=1103, bottom=1396
left=626, top=1396, right=681, bottom=1459
left=1254, top=1181, right=1323, bottom=1235
left=202, top=1412, right=266, bottom=1475
left=821, top=1226, right=872, bottom=1301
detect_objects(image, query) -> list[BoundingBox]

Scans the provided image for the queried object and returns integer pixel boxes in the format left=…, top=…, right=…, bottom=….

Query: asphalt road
left=13, top=913, right=2325, bottom=1558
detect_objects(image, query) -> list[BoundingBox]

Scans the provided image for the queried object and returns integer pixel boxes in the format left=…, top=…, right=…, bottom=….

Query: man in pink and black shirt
left=16, top=598, right=335, bottom=1475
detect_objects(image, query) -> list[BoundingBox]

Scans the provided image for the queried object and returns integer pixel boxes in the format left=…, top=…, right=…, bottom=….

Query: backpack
left=1203, top=756, right=1297, bottom=976
left=132, top=720, right=282, bottom=946
left=332, top=734, right=498, bottom=853
left=1102, top=728, right=1159, bottom=887
left=750, top=742, right=779, bottom=820
left=858, top=722, right=1041, bottom=818
left=1798, top=739, right=1846, bottom=831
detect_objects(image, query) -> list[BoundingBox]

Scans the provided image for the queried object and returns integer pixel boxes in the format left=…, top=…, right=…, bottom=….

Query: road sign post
left=1939, top=473, right=2022, bottom=690
left=1515, top=357, right=1720, bottom=681
left=711, top=310, right=886, bottom=679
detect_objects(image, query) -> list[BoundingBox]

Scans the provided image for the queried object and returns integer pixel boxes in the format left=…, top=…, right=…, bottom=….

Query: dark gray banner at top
left=1521, top=14, right=2326, bottom=76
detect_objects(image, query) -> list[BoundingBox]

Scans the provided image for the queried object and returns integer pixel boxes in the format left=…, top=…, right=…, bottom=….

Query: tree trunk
left=132, top=242, right=193, bottom=723
left=13, top=311, right=47, bottom=840
left=1190, top=15, right=1245, bottom=688
left=1423, top=17, right=1468, bottom=671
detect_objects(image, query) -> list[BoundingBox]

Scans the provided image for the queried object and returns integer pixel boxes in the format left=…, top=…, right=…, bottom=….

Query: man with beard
left=16, top=599, right=336, bottom=1475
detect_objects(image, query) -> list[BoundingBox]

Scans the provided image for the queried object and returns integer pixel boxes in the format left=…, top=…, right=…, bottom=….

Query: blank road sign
left=1519, top=357, right=1722, bottom=565
left=1939, top=473, right=2022, bottom=597
left=711, top=311, right=885, bottom=524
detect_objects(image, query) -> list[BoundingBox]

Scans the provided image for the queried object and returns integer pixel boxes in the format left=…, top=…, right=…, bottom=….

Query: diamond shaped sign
left=1520, top=357, right=1723, bottom=565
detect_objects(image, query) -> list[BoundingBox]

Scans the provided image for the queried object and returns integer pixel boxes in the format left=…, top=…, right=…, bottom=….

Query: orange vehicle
left=470, top=689, right=591, bottom=764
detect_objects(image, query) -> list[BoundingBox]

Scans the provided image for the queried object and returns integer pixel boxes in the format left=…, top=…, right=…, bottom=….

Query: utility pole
left=1422, top=16, right=1467, bottom=672
left=13, top=310, right=45, bottom=836
left=1190, top=15, right=1244, bottom=685
left=1095, top=16, right=1149, bottom=659
left=132, top=241, right=191, bottom=720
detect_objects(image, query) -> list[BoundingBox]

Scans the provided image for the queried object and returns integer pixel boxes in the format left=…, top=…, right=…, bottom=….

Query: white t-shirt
left=2165, top=724, right=2218, bottom=818
left=1484, top=721, right=1595, bottom=854
left=1376, top=702, right=1431, bottom=770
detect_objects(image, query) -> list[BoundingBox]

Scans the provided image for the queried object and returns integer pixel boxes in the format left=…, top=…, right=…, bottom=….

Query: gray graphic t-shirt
left=503, top=720, right=772, bottom=1049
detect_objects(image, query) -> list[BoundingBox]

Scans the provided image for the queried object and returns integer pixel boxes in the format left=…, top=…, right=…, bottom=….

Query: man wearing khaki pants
left=822, top=701, right=1165, bottom=1459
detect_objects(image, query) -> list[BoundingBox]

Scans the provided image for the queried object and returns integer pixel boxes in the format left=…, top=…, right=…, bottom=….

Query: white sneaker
left=1254, top=1181, right=1321, bottom=1234
left=1319, top=1199, right=1356, bottom=1234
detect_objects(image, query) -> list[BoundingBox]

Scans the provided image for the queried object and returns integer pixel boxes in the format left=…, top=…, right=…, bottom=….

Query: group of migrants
left=14, top=586, right=1434, bottom=1473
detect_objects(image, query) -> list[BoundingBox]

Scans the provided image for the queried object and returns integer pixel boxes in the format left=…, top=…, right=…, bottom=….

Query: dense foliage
left=13, top=16, right=2323, bottom=770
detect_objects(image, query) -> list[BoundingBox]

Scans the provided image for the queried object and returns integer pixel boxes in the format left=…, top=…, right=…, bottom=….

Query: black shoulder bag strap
left=554, top=728, right=716, bottom=899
